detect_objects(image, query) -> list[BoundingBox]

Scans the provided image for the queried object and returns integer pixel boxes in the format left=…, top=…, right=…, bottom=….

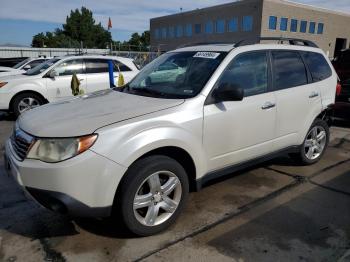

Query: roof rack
left=177, top=37, right=318, bottom=50
left=178, top=42, right=233, bottom=48
left=234, top=37, right=318, bottom=48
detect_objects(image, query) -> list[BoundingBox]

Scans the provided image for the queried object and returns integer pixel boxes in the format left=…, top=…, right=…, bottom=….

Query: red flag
left=108, top=17, right=112, bottom=30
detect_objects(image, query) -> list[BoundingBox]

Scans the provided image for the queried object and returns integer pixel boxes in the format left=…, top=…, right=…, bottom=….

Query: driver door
left=203, top=51, right=276, bottom=172
left=46, top=59, right=87, bottom=102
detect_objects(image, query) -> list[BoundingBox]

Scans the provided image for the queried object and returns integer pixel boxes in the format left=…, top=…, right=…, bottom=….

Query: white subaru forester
left=4, top=38, right=337, bottom=236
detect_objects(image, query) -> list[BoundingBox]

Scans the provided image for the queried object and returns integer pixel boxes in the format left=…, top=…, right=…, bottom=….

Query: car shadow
left=0, top=112, right=15, bottom=121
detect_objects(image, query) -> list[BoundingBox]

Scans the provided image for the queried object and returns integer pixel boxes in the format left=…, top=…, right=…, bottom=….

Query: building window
left=280, top=17, right=288, bottom=31
left=290, top=19, right=298, bottom=32
left=269, top=16, right=277, bottom=30
left=309, top=22, right=316, bottom=34
left=242, top=16, right=253, bottom=31
left=195, top=24, right=201, bottom=34
left=176, top=25, right=183, bottom=37
left=155, top=29, right=160, bottom=39
left=168, top=26, right=175, bottom=38
left=300, top=20, right=307, bottom=33
left=205, top=21, right=213, bottom=33
left=228, top=18, right=238, bottom=32
left=216, top=20, right=225, bottom=33
left=317, top=23, right=324, bottom=34
left=185, top=24, right=192, bottom=37
left=161, top=27, right=167, bottom=39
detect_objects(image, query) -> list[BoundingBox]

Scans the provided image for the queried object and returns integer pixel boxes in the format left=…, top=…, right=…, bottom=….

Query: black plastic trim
left=195, top=145, right=300, bottom=191
left=26, top=187, right=112, bottom=218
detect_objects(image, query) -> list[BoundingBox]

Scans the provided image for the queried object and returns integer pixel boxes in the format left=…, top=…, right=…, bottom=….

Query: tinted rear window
left=272, top=51, right=308, bottom=90
left=301, top=52, right=332, bottom=82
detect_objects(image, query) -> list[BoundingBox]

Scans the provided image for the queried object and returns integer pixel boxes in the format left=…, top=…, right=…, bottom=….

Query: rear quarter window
left=301, top=52, right=332, bottom=82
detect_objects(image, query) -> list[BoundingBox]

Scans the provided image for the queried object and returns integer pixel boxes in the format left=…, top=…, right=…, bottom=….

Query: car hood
left=0, top=72, right=33, bottom=81
left=18, top=89, right=184, bottom=137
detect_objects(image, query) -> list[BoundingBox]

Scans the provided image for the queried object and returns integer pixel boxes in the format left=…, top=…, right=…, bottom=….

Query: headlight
left=0, top=82, right=8, bottom=88
left=27, top=134, right=97, bottom=163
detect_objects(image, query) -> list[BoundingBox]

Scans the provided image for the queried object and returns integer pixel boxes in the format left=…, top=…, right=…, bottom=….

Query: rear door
left=272, top=50, right=322, bottom=151
left=84, top=58, right=111, bottom=93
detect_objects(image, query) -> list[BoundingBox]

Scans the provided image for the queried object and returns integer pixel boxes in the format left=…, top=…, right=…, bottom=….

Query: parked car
left=0, top=55, right=139, bottom=116
left=0, top=57, right=50, bottom=77
left=333, top=79, right=350, bottom=121
left=332, top=48, right=350, bottom=82
left=4, top=38, right=337, bottom=236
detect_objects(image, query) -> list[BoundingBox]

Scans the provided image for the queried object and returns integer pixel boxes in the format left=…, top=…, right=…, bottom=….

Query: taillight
left=336, top=82, right=342, bottom=96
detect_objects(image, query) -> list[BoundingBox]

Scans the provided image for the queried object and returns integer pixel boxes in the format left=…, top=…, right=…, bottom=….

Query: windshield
left=124, top=51, right=227, bottom=99
left=13, top=58, right=30, bottom=69
left=25, top=58, right=61, bottom=76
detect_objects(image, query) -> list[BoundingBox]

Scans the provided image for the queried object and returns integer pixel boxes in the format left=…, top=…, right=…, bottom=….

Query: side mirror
left=49, top=70, right=59, bottom=78
left=23, top=65, right=31, bottom=70
left=213, top=83, right=244, bottom=103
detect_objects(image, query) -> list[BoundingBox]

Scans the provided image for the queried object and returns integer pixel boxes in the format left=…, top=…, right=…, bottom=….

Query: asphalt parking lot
left=0, top=112, right=350, bottom=262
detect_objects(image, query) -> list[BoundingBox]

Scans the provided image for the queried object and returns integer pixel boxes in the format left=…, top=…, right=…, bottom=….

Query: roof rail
left=178, top=42, right=234, bottom=49
left=234, top=37, right=318, bottom=48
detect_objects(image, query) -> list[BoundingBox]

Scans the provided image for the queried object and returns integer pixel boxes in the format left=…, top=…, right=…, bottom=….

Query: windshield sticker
left=193, top=52, right=220, bottom=59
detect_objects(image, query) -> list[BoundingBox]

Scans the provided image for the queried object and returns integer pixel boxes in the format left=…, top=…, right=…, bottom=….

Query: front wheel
left=290, top=119, right=329, bottom=165
left=118, top=155, right=189, bottom=236
left=12, top=92, right=45, bottom=117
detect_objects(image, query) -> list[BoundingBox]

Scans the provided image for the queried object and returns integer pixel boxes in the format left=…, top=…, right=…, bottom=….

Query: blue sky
left=0, top=0, right=350, bottom=46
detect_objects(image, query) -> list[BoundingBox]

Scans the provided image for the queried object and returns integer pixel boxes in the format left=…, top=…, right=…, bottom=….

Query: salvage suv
left=4, top=38, right=337, bottom=236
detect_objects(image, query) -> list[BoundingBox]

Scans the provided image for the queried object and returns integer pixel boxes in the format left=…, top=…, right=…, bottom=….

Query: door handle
left=309, top=91, right=319, bottom=98
left=79, top=79, right=84, bottom=81
left=261, top=102, right=276, bottom=110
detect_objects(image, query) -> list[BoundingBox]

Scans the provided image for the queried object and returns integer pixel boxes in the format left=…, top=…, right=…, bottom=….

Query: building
left=150, top=0, right=350, bottom=58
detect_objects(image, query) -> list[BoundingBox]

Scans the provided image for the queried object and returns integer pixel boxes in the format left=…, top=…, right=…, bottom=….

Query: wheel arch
left=118, top=146, right=197, bottom=194
left=9, top=90, right=48, bottom=111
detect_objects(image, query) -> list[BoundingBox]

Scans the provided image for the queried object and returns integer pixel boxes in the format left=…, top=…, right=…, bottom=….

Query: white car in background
left=0, top=55, right=139, bottom=116
left=0, top=57, right=50, bottom=77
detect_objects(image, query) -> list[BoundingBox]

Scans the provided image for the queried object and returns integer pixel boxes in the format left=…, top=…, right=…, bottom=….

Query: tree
left=32, top=7, right=111, bottom=48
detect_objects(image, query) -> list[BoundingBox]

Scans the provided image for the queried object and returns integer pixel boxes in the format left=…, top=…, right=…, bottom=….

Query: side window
left=27, top=59, right=46, bottom=68
left=85, top=59, right=109, bottom=74
left=54, top=59, right=84, bottom=76
left=113, top=60, right=132, bottom=72
left=272, top=51, right=308, bottom=90
left=217, top=52, right=268, bottom=97
left=301, top=52, right=332, bottom=82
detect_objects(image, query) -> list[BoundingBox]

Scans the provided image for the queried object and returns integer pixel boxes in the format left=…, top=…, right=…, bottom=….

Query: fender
left=5, top=81, right=49, bottom=109
left=92, top=125, right=207, bottom=179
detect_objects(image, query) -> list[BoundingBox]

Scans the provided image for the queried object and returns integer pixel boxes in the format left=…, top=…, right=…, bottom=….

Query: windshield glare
left=13, top=58, right=30, bottom=69
left=25, top=58, right=61, bottom=76
left=127, top=51, right=227, bottom=99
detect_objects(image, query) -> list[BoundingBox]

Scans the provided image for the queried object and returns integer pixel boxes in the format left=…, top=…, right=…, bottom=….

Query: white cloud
left=1, top=0, right=349, bottom=34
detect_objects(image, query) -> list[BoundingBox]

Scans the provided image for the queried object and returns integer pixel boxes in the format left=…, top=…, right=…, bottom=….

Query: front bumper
left=4, top=139, right=127, bottom=217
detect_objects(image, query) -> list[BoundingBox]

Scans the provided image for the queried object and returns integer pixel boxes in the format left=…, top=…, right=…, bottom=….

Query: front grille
left=11, top=128, right=35, bottom=161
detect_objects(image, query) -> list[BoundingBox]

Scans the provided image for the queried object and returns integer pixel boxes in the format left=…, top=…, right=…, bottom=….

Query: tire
left=12, top=92, right=45, bottom=117
left=290, top=119, right=329, bottom=165
left=117, top=155, right=189, bottom=236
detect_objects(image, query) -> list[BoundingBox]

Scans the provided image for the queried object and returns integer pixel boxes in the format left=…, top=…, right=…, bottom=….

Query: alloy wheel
left=133, top=171, right=182, bottom=227
left=18, top=97, right=40, bottom=113
left=304, top=126, right=327, bottom=160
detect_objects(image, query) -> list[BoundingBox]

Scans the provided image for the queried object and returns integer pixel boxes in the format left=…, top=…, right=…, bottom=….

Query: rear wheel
left=12, top=92, right=45, bottom=117
left=117, top=155, right=189, bottom=236
left=290, top=119, right=329, bottom=165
